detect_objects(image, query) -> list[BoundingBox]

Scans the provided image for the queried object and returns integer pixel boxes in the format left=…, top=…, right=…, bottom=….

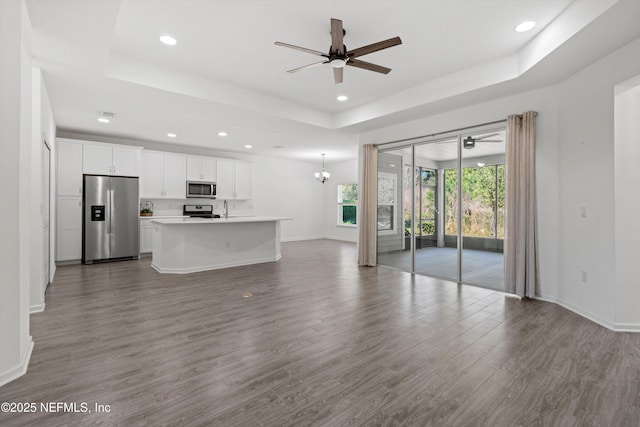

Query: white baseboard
left=281, top=236, right=324, bottom=242
left=0, top=336, right=34, bottom=388
left=324, top=236, right=357, bottom=243
left=536, top=294, right=640, bottom=332
left=29, top=301, right=45, bottom=314
left=281, top=236, right=357, bottom=243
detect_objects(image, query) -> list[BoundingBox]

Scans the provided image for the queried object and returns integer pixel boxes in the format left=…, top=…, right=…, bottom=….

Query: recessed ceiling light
left=97, top=117, right=110, bottom=123
left=337, top=95, right=348, bottom=102
left=218, top=131, right=228, bottom=137
left=514, top=21, right=535, bottom=33
left=159, top=35, right=177, bottom=45
left=244, top=145, right=252, bottom=149
left=167, top=133, right=177, bottom=138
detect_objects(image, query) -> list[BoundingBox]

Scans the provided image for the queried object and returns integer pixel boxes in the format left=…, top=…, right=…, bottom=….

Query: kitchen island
left=150, top=216, right=292, bottom=274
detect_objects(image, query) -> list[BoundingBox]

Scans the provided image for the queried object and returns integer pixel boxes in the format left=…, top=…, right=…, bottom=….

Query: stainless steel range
left=183, top=204, right=220, bottom=219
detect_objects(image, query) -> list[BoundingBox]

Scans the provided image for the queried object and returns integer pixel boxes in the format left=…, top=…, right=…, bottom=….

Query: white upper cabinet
left=187, top=156, right=216, bottom=182
left=215, top=158, right=252, bottom=200
left=234, top=161, right=253, bottom=200
left=163, top=153, right=187, bottom=198
left=215, top=158, right=234, bottom=199
left=112, top=146, right=140, bottom=176
left=140, top=151, right=164, bottom=198
left=57, top=139, right=83, bottom=197
left=140, top=151, right=186, bottom=199
left=83, top=143, right=141, bottom=176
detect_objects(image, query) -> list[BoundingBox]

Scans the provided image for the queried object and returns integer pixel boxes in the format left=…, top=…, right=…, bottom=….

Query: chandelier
left=314, top=153, right=330, bottom=184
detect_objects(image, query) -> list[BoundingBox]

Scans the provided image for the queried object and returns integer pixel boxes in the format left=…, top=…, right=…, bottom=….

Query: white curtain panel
left=505, top=111, right=539, bottom=297
left=358, top=144, right=378, bottom=266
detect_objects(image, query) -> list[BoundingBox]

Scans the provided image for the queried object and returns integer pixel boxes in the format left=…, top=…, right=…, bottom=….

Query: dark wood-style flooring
left=1, top=240, right=639, bottom=426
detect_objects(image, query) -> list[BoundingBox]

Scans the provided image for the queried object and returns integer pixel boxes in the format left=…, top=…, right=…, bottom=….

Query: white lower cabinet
left=139, top=218, right=154, bottom=254
left=56, top=196, right=82, bottom=261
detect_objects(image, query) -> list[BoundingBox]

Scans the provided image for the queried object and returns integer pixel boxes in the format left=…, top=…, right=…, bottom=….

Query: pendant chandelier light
left=314, top=153, right=330, bottom=184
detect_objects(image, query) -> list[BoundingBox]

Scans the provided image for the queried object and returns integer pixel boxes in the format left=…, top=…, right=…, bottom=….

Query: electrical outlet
left=581, top=270, right=588, bottom=283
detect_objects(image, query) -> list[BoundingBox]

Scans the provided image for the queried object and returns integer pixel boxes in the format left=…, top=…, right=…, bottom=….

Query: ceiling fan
left=463, top=133, right=504, bottom=149
left=274, top=18, right=402, bottom=84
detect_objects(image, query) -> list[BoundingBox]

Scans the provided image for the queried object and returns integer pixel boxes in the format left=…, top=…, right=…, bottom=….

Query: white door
left=42, top=141, right=51, bottom=290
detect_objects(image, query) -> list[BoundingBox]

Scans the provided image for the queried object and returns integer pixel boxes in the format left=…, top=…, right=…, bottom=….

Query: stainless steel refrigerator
left=83, top=175, right=139, bottom=264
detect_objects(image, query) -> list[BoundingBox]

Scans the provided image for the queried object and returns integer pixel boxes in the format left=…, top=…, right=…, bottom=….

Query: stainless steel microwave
left=186, top=181, right=216, bottom=199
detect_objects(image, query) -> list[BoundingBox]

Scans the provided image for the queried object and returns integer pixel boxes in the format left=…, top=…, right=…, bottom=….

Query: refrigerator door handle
left=108, top=189, right=114, bottom=234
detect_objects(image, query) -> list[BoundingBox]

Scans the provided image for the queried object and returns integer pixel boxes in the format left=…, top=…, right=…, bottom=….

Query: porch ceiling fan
left=274, top=18, right=402, bottom=84
left=464, top=133, right=504, bottom=149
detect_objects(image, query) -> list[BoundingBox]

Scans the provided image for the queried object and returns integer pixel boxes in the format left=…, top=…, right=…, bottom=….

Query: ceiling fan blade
left=287, top=61, right=327, bottom=73
left=347, top=36, right=402, bottom=58
left=477, top=140, right=503, bottom=143
left=333, top=67, right=343, bottom=84
left=331, top=18, right=344, bottom=55
left=346, top=59, right=391, bottom=74
left=274, top=41, right=327, bottom=57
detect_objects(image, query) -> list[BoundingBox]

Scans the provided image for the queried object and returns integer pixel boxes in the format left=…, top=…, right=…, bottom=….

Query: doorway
left=376, top=127, right=506, bottom=291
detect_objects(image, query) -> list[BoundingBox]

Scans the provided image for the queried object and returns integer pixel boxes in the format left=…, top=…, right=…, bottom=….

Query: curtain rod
left=374, top=111, right=537, bottom=148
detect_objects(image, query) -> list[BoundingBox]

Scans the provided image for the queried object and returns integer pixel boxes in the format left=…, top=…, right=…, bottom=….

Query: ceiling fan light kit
left=330, top=58, right=347, bottom=68
left=275, top=18, right=402, bottom=84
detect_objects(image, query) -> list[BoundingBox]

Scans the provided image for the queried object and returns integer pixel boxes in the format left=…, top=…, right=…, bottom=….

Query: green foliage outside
left=342, top=205, right=357, bottom=225
left=339, top=184, right=358, bottom=203
left=404, top=167, right=437, bottom=237
left=445, top=165, right=504, bottom=238
left=338, top=184, right=358, bottom=225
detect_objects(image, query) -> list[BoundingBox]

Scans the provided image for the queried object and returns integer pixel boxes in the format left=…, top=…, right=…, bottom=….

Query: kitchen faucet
left=223, top=200, right=228, bottom=219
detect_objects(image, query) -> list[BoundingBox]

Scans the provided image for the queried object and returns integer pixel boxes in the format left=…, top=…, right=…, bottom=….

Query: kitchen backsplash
left=141, top=199, right=254, bottom=217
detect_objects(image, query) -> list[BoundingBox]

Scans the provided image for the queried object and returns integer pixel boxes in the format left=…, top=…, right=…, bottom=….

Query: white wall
left=0, top=0, right=34, bottom=387
left=29, top=67, right=54, bottom=313
left=555, top=37, right=640, bottom=329
left=323, top=158, right=359, bottom=242
left=614, top=79, right=640, bottom=328
left=42, top=73, right=57, bottom=285
left=360, top=36, right=640, bottom=330
left=252, top=155, right=325, bottom=241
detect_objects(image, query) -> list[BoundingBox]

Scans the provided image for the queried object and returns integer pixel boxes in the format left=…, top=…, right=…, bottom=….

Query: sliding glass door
left=460, top=131, right=506, bottom=289
left=376, top=128, right=505, bottom=291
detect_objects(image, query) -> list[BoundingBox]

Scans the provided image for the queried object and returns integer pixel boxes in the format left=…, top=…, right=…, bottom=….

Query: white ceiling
left=24, top=0, right=640, bottom=162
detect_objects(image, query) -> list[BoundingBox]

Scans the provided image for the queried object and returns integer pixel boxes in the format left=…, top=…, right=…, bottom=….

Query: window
left=377, top=172, right=397, bottom=234
left=337, top=184, right=358, bottom=226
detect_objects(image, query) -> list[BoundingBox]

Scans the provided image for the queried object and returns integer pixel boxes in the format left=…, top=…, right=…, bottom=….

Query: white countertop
left=151, top=216, right=292, bottom=225
left=140, top=215, right=187, bottom=219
